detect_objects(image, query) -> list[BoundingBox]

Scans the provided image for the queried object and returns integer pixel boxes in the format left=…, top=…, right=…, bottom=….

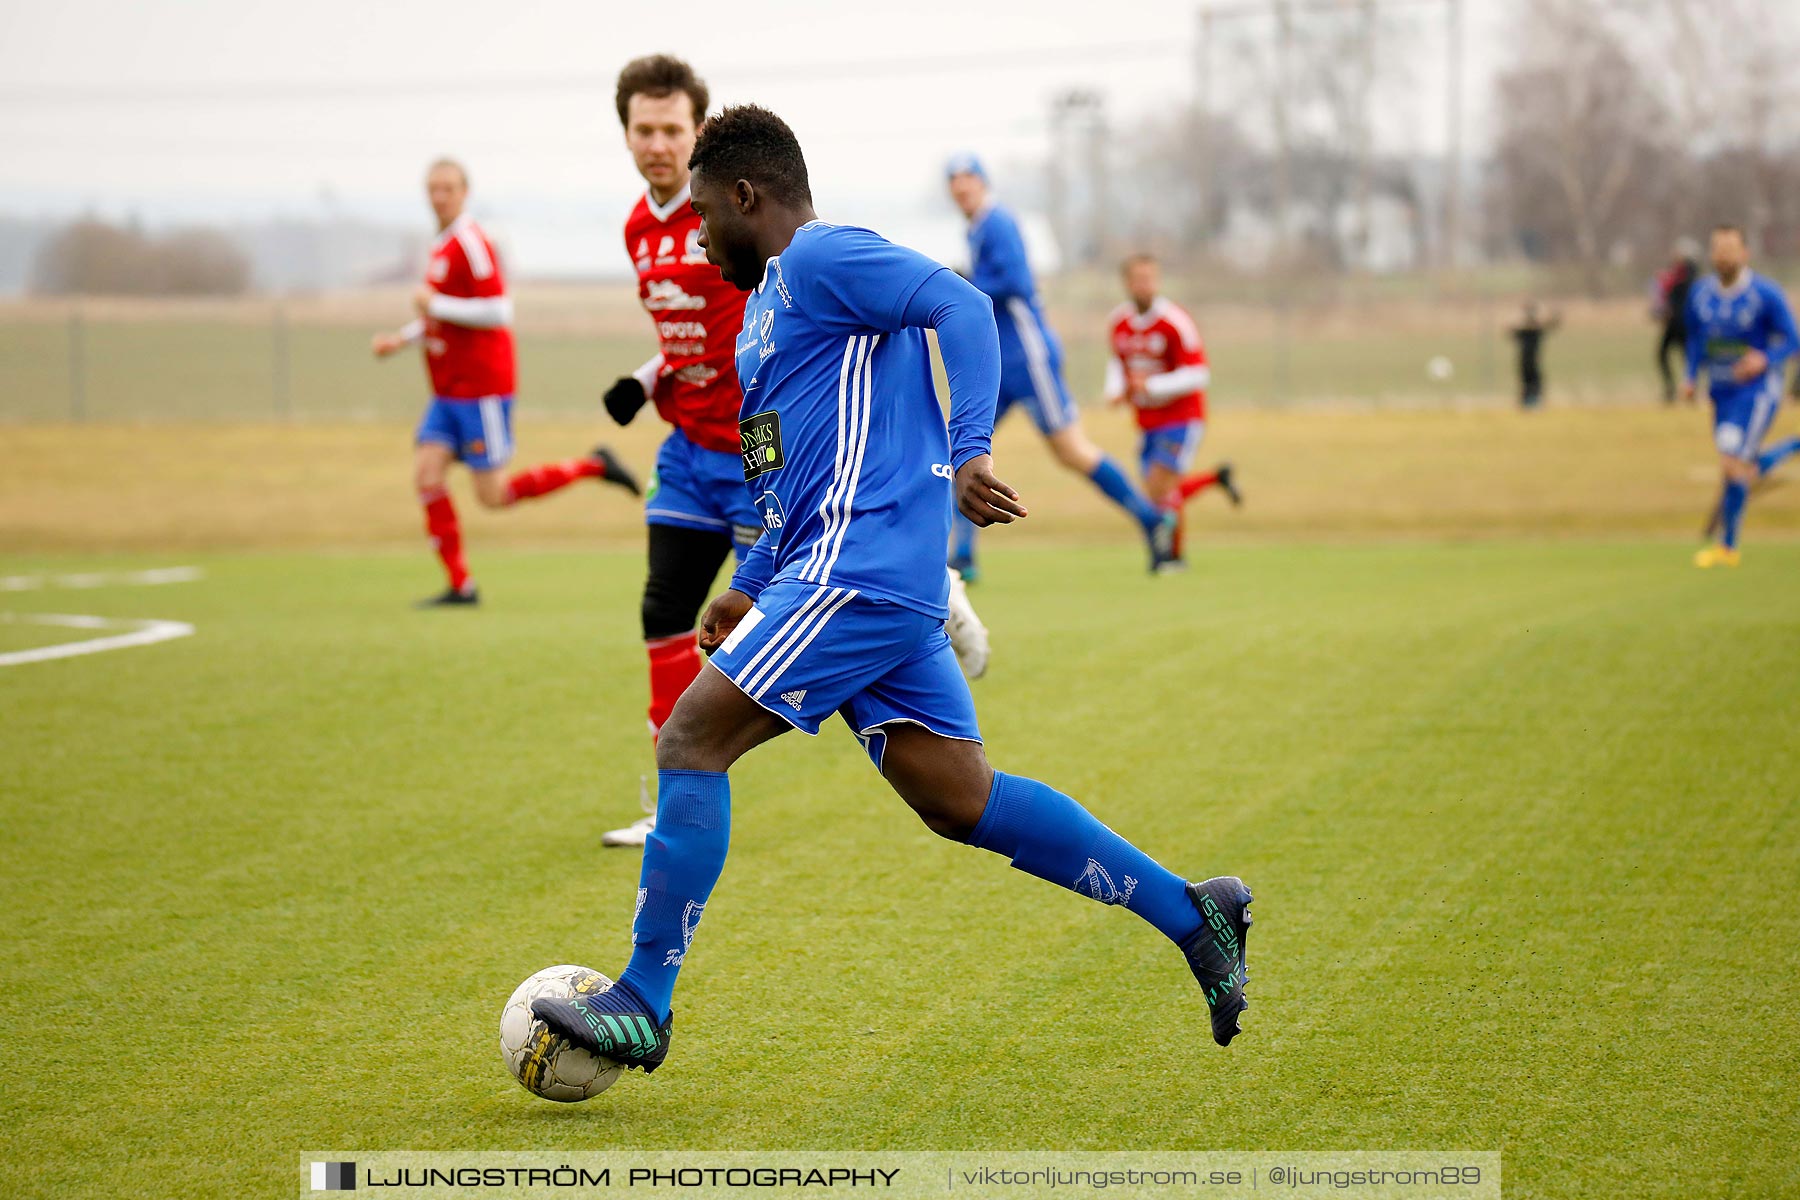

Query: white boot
left=944, top=567, right=990, bottom=680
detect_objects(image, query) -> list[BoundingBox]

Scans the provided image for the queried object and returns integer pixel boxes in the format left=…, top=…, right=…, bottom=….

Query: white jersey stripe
left=802, top=335, right=868, bottom=582
left=457, top=223, right=495, bottom=280
left=816, top=335, right=879, bottom=585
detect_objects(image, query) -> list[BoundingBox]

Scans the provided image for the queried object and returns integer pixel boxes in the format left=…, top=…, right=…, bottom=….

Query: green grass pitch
left=2, top=543, right=1797, bottom=1198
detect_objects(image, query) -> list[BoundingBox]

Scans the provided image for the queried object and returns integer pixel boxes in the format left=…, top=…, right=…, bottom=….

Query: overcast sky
left=0, top=0, right=1507, bottom=272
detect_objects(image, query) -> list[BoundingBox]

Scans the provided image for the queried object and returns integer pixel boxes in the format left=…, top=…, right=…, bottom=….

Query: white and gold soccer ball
left=499, top=965, right=624, bottom=1102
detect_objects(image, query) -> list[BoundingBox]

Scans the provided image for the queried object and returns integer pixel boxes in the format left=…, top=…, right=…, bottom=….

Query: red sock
left=646, top=632, right=703, bottom=741
left=421, top=488, right=470, bottom=592
left=1177, top=470, right=1220, bottom=502
left=504, top=458, right=601, bottom=504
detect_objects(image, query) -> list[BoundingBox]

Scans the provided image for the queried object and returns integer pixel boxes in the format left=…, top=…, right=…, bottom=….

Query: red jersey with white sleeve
left=1106, top=297, right=1209, bottom=430
left=422, top=214, right=516, bottom=400
left=624, top=184, right=747, bottom=454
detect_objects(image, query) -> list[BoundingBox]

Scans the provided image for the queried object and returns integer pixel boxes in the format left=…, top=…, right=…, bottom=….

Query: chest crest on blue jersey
left=758, top=308, right=777, bottom=360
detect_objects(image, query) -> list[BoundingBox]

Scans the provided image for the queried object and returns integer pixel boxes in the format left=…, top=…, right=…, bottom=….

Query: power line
left=0, top=41, right=1181, bottom=107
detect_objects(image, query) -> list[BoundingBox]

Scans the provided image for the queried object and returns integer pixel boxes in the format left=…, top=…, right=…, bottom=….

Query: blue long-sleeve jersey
left=967, top=202, right=1066, bottom=379
left=727, top=221, right=999, bottom=619
left=1684, top=270, right=1799, bottom=399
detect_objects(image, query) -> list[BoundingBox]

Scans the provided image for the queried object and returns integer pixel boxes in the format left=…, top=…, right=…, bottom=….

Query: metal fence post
left=272, top=300, right=290, bottom=419
left=68, top=307, right=85, bottom=422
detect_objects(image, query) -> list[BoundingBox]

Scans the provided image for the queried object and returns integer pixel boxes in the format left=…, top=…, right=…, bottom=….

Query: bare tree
left=1490, top=0, right=1670, bottom=294
left=31, top=220, right=250, bottom=296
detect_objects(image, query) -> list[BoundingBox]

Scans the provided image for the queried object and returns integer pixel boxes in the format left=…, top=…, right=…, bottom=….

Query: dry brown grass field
left=2, top=404, right=1794, bottom=554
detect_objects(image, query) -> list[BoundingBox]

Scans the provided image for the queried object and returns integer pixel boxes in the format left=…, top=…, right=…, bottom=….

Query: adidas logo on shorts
left=780, top=689, right=807, bottom=710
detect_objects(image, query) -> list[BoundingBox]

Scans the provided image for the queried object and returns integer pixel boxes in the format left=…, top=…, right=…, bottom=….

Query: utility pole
left=1355, top=0, right=1376, bottom=271
left=1443, top=0, right=1463, bottom=271
left=1195, top=6, right=1216, bottom=255
left=1085, top=91, right=1110, bottom=266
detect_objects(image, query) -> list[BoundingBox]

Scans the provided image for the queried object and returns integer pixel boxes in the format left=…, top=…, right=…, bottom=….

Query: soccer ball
left=1426, top=355, right=1454, bottom=381
left=499, top=965, right=624, bottom=1102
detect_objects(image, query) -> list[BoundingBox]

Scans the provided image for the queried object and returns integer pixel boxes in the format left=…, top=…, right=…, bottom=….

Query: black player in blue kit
left=533, top=106, right=1253, bottom=1072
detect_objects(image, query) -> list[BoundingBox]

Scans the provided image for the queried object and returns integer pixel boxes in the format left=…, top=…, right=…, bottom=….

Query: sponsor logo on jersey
left=643, top=279, right=707, bottom=311
left=683, top=228, right=706, bottom=264
left=780, top=689, right=807, bottom=710
left=771, top=260, right=794, bottom=309
left=740, top=409, right=784, bottom=481
left=674, top=364, right=719, bottom=386
left=656, top=235, right=676, bottom=262
left=757, top=490, right=787, bottom=545
left=429, top=257, right=449, bottom=282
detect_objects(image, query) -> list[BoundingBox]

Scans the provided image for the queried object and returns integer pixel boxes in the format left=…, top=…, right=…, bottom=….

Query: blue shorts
left=1712, top=378, right=1782, bottom=461
left=646, top=428, right=762, bottom=560
left=1140, top=420, right=1206, bottom=476
left=416, top=396, right=514, bottom=470
left=710, top=579, right=981, bottom=765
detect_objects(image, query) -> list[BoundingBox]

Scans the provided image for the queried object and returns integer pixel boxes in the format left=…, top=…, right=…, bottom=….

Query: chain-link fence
left=0, top=279, right=1705, bottom=424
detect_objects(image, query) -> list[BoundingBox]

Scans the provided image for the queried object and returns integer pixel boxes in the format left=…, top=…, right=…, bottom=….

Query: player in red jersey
left=372, top=158, right=639, bottom=607
left=1104, top=254, right=1240, bottom=571
left=597, top=58, right=989, bottom=846
left=594, top=58, right=760, bottom=844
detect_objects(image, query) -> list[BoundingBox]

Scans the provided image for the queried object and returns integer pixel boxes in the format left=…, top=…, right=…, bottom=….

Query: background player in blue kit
left=1683, top=224, right=1800, bottom=568
left=944, top=154, right=1178, bottom=577
left=533, top=105, right=1252, bottom=1070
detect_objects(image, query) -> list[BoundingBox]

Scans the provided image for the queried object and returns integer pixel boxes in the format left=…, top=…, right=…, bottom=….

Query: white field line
left=0, top=566, right=204, bottom=591
left=0, top=566, right=202, bottom=666
left=0, top=613, right=196, bottom=667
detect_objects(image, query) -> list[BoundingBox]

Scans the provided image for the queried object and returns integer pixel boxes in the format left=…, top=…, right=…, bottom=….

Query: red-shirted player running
left=1104, top=254, right=1241, bottom=571
left=372, top=158, right=640, bottom=607
left=597, top=58, right=989, bottom=847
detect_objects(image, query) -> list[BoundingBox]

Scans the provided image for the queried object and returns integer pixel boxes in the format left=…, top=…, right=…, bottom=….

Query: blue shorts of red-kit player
left=1140, top=420, right=1206, bottom=476
left=415, top=395, right=515, bottom=470
left=645, top=427, right=764, bottom=561
left=709, top=578, right=981, bottom=765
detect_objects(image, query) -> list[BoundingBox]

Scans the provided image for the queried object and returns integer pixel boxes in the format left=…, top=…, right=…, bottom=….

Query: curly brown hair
left=614, top=55, right=709, bottom=128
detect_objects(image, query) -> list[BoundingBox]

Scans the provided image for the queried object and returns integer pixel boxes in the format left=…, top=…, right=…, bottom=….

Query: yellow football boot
left=1693, top=544, right=1741, bottom=569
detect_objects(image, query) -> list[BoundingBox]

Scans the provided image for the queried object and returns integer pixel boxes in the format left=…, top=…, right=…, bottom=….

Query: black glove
left=603, top=376, right=649, bottom=426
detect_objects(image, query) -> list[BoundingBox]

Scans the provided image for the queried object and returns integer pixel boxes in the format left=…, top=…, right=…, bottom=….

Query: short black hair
left=689, top=104, right=812, bottom=207
left=615, top=55, right=708, bottom=127
left=1713, top=223, right=1746, bottom=240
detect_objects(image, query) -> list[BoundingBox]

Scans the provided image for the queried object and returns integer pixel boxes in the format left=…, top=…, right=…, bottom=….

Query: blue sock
left=969, top=771, right=1202, bottom=945
left=1088, top=456, right=1164, bottom=533
left=1720, top=478, right=1749, bottom=550
left=1756, top=436, right=1800, bottom=475
left=950, top=510, right=978, bottom=565
left=616, top=770, right=730, bottom=1023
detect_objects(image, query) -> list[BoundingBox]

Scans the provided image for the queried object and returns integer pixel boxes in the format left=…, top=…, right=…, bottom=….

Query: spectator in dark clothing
left=1512, top=300, right=1561, bottom=410
left=1654, top=246, right=1698, bottom=404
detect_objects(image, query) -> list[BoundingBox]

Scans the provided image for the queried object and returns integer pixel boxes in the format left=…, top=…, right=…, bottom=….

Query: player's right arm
left=787, top=228, right=1025, bottom=526
left=1102, top=356, right=1128, bottom=405
left=604, top=353, right=665, bottom=425
left=701, top=534, right=777, bottom=652
left=371, top=319, right=425, bottom=359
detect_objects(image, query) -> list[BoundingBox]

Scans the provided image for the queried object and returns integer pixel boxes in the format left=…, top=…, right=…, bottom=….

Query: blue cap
left=944, top=152, right=987, bottom=182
